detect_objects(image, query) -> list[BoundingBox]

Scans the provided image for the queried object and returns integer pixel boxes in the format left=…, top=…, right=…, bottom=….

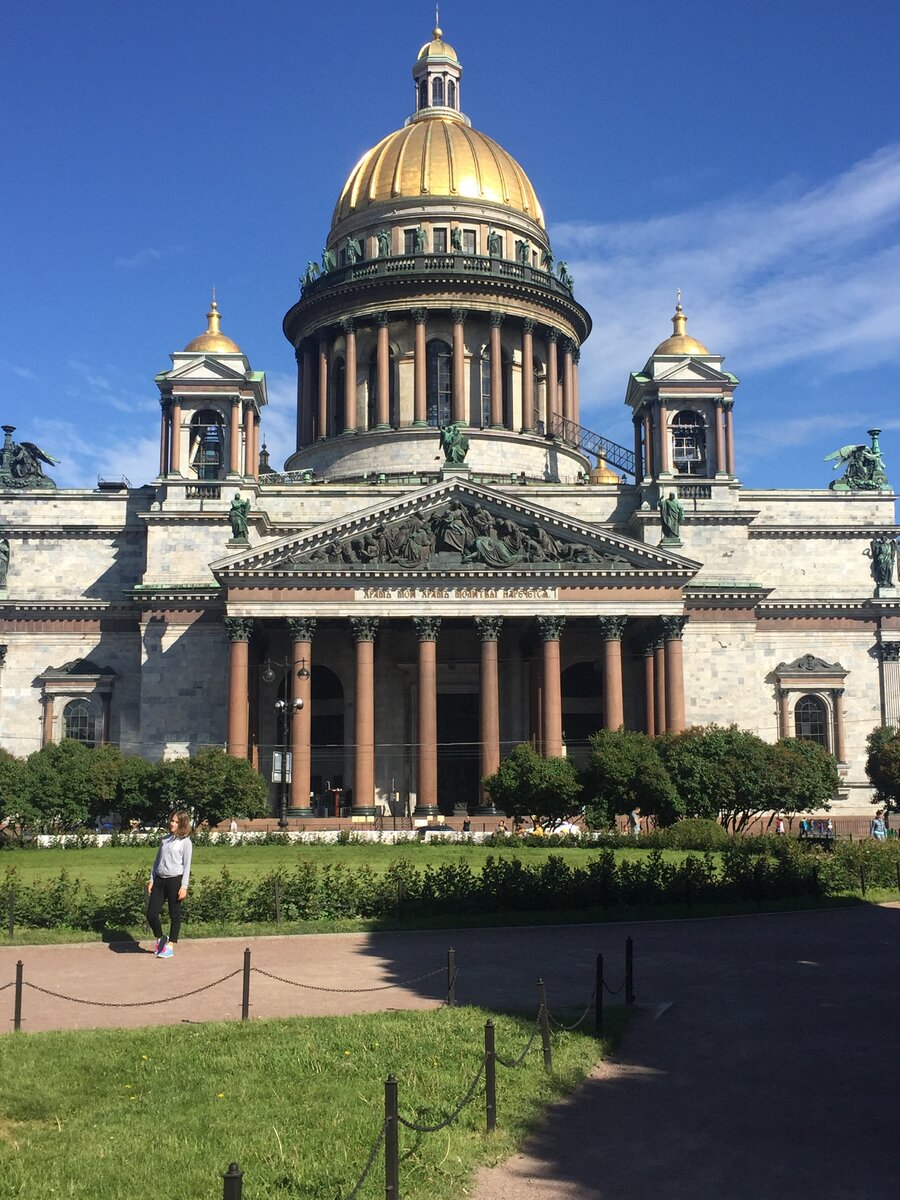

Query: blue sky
left=4, top=0, right=900, bottom=491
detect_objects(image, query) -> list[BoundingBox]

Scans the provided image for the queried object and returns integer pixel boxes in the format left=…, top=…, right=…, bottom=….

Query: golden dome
left=332, top=116, right=544, bottom=229
left=184, top=296, right=242, bottom=354
left=652, top=299, right=710, bottom=356
left=589, top=457, right=620, bottom=485
left=418, top=26, right=458, bottom=61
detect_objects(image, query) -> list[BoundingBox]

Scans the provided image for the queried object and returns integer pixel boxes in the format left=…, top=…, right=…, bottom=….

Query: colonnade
left=293, top=309, right=582, bottom=449
left=158, top=397, right=261, bottom=480
left=633, top=397, right=735, bottom=479
left=224, top=612, right=688, bottom=817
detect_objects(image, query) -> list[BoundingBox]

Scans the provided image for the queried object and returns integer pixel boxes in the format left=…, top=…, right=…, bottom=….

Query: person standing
left=871, top=810, right=887, bottom=840
left=147, top=811, right=193, bottom=958
left=628, top=807, right=641, bottom=838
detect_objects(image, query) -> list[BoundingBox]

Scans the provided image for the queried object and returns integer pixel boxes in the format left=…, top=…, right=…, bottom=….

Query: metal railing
left=300, top=253, right=575, bottom=301
left=549, top=414, right=636, bottom=477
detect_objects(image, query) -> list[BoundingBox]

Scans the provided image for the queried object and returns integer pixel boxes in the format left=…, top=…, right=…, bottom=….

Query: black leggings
left=147, top=875, right=184, bottom=943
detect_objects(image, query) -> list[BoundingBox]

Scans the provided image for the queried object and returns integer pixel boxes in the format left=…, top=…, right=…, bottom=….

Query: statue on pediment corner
left=826, top=429, right=888, bottom=491
left=0, top=426, right=59, bottom=490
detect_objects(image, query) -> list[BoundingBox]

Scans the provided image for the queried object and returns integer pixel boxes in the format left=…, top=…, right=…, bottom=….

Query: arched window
left=331, top=357, right=345, bottom=437
left=447, top=79, right=457, bottom=109
left=419, top=79, right=428, bottom=110
left=64, top=698, right=96, bottom=747
left=795, top=695, right=828, bottom=748
left=189, top=409, right=225, bottom=480
left=432, top=77, right=444, bottom=106
left=671, top=410, right=707, bottom=476
left=367, top=348, right=396, bottom=430
left=426, top=339, right=452, bottom=427
left=480, top=347, right=512, bottom=428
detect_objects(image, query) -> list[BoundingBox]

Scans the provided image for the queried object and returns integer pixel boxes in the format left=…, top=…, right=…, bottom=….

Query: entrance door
left=437, top=692, right=480, bottom=815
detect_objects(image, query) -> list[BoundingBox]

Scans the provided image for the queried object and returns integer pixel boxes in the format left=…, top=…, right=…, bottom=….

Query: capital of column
left=722, top=399, right=734, bottom=412
left=224, top=617, right=255, bottom=643
left=546, top=327, right=560, bottom=344
left=489, top=311, right=504, bottom=328
left=561, top=337, right=575, bottom=356
left=661, top=616, right=687, bottom=642
left=375, top=311, right=391, bottom=328
left=350, top=617, right=379, bottom=642
left=475, top=616, right=504, bottom=641
left=230, top=396, right=241, bottom=409
left=522, top=317, right=536, bottom=334
left=598, top=615, right=628, bottom=641
left=339, top=317, right=355, bottom=336
left=451, top=308, right=467, bottom=326
left=643, top=633, right=664, bottom=656
left=288, top=617, right=317, bottom=642
left=880, top=642, right=900, bottom=662
left=572, top=346, right=581, bottom=365
left=412, top=307, right=429, bottom=325
left=159, top=397, right=171, bottom=413
left=832, top=687, right=845, bottom=699
left=537, top=616, right=566, bottom=641
left=413, top=616, right=442, bottom=641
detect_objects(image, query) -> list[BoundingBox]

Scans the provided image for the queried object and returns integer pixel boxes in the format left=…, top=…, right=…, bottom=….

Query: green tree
left=483, top=742, right=582, bottom=828
left=865, top=724, right=900, bottom=813
left=0, top=749, right=30, bottom=835
left=19, top=739, right=96, bottom=831
left=84, top=744, right=125, bottom=821
left=767, top=737, right=838, bottom=818
left=581, top=728, right=679, bottom=828
left=116, top=755, right=169, bottom=827
left=657, top=724, right=772, bottom=832
left=161, top=746, right=270, bottom=827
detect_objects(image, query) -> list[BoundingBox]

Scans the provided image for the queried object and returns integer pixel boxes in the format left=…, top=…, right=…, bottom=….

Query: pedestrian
left=775, top=815, right=785, bottom=836
left=871, top=810, right=887, bottom=840
left=146, top=811, right=193, bottom=959
left=229, top=817, right=238, bottom=835
left=462, top=817, right=472, bottom=833
left=496, top=818, right=508, bottom=836
left=628, top=807, right=641, bottom=837
left=799, top=818, right=808, bottom=839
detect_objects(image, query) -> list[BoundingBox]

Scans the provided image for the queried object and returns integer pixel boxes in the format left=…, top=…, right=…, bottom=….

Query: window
left=432, top=77, right=444, bottom=106
left=404, top=229, right=417, bottom=256
left=426, top=339, right=452, bottom=427
left=463, top=230, right=476, bottom=255
left=418, top=79, right=428, bottom=110
left=64, top=698, right=96, bottom=747
left=189, top=409, right=225, bottom=479
left=432, top=228, right=447, bottom=254
left=671, top=410, right=707, bottom=476
left=447, top=79, right=457, bottom=109
left=795, top=695, right=828, bottom=748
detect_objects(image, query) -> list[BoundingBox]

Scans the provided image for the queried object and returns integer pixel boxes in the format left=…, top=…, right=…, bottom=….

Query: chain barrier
left=602, top=977, right=626, bottom=995
left=342, top=1120, right=387, bottom=1200
left=21, top=969, right=243, bottom=1007
left=397, top=1059, right=485, bottom=1133
left=0, top=981, right=13, bottom=993
left=252, top=964, right=444, bottom=994
left=494, top=1016, right=541, bottom=1069
left=547, top=986, right=597, bottom=1032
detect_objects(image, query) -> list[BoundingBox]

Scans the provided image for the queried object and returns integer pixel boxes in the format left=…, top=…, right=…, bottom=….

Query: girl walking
left=147, top=811, right=193, bottom=958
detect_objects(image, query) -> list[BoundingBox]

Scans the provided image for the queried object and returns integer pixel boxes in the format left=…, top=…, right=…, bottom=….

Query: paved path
left=2, top=905, right=898, bottom=1197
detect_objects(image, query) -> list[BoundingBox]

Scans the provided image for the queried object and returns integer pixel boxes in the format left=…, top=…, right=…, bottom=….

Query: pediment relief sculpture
left=279, top=500, right=631, bottom=571
left=775, top=654, right=843, bottom=674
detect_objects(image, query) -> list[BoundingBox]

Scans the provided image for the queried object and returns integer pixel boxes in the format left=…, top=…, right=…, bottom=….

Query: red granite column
left=41, top=694, right=54, bottom=747
left=643, top=641, right=656, bottom=737
left=489, top=312, right=504, bottom=428
left=521, top=319, right=535, bottom=432
left=724, top=400, right=736, bottom=476
left=288, top=618, right=316, bottom=816
left=317, top=336, right=329, bottom=439
left=247, top=407, right=259, bottom=479
left=300, top=345, right=315, bottom=449
left=476, top=617, right=503, bottom=811
left=413, top=309, right=428, bottom=426
left=350, top=618, right=378, bottom=814
left=538, top=617, right=565, bottom=756
left=777, top=687, right=790, bottom=739
left=633, top=417, right=643, bottom=482
left=653, top=632, right=666, bottom=738
left=229, top=397, right=242, bottom=476
left=714, top=397, right=726, bottom=477
left=225, top=618, right=254, bottom=758
left=376, top=314, right=391, bottom=429
left=599, top=617, right=627, bottom=730
left=642, top=407, right=653, bottom=478
left=546, top=330, right=560, bottom=430
left=170, top=397, right=183, bottom=475
left=342, top=319, right=357, bottom=433
left=572, top=345, right=581, bottom=427
left=658, top=401, right=671, bottom=474
left=159, top=400, right=170, bottom=477
left=451, top=308, right=467, bottom=424
left=832, top=688, right=847, bottom=762
left=562, top=339, right=575, bottom=426
left=413, top=617, right=441, bottom=816
left=663, top=617, right=687, bottom=733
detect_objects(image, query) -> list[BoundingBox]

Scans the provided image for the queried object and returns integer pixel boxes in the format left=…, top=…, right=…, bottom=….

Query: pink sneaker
left=157, top=944, right=174, bottom=959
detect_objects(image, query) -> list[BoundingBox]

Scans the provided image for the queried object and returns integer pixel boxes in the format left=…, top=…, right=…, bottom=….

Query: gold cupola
left=652, top=297, right=711, bottom=357
left=184, top=295, right=242, bottom=355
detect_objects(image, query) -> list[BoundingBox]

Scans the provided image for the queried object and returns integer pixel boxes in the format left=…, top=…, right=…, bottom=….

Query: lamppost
left=261, top=655, right=311, bottom=828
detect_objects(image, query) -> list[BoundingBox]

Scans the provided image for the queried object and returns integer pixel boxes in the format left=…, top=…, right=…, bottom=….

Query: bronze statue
left=487, top=228, right=502, bottom=257
left=321, top=247, right=337, bottom=273
left=557, top=261, right=573, bottom=289
left=826, top=429, right=888, bottom=491
left=301, top=261, right=319, bottom=290
left=450, top=226, right=463, bottom=252
left=659, top=491, right=684, bottom=541
left=376, top=229, right=392, bottom=257
left=413, top=226, right=426, bottom=254
left=229, top=493, right=251, bottom=541
left=515, top=238, right=531, bottom=265
left=439, top=421, right=469, bottom=465
left=346, top=237, right=362, bottom=264
left=0, top=537, right=9, bottom=587
left=541, top=246, right=554, bottom=271
left=0, top=426, right=59, bottom=490
left=866, top=533, right=897, bottom=588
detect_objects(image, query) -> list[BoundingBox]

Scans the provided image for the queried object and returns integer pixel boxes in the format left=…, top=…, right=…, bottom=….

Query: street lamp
left=274, top=696, right=304, bottom=828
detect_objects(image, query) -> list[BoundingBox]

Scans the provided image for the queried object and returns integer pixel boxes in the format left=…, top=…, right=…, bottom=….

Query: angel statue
left=229, top=493, right=251, bottom=541
left=0, top=426, right=59, bottom=490
left=825, top=429, right=888, bottom=491
left=301, top=261, right=320, bottom=291
left=439, top=421, right=469, bottom=465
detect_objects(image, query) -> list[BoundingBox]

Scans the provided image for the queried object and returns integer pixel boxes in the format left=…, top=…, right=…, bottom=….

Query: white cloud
left=114, top=245, right=185, bottom=269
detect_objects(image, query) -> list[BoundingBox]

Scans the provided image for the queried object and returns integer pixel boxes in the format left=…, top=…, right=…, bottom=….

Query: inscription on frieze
left=357, top=585, right=558, bottom=601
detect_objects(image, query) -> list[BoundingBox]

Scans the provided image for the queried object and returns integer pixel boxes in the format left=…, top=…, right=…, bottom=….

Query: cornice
left=748, top=525, right=900, bottom=539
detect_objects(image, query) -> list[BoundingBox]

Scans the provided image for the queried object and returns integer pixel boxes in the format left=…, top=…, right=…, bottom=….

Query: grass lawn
left=0, top=1005, right=624, bottom=1200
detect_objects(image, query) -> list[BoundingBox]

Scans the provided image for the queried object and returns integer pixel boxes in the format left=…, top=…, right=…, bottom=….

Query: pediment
left=652, top=358, right=731, bottom=384
left=211, top=479, right=700, bottom=579
left=158, top=358, right=249, bottom=384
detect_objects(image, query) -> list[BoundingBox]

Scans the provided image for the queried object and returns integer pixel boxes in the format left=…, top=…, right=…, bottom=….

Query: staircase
left=549, top=415, right=636, bottom=477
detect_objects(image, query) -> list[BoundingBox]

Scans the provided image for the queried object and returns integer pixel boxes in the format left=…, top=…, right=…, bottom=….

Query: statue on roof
left=301, top=261, right=319, bottom=291
left=658, top=490, right=684, bottom=543
left=228, top=493, right=251, bottom=542
left=450, top=226, right=463, bottom=253
left=557, top=261, right=573, bottom=289
left=825, top=429, right=888, bottom=491
left=439, top=421, right=469, bottom=465
left=321, top=247, right=337, bottom=273
left=866, top=533, right=897, bottom=589
left=413, top=226, right=427, bottom=254
left=487, top=228, right=502, bottom=257
left=541, top=246, right=554, bottom=272
left=376, top=229, right=392, bottom=258
left=0, top=426, right=59, bottom=490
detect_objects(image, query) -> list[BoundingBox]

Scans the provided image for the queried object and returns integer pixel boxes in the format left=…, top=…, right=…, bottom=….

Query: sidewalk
left=2, top=905, right=898, bottom=1197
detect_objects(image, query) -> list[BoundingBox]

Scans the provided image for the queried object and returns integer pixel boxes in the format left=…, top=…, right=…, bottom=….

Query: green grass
left=0, top=1005, right=625, bottom=1200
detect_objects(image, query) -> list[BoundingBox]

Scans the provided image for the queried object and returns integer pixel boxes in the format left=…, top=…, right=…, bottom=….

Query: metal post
left=484, top=1020, right=497, bottom=1132
left=625, top=936, right=635, bottom=1005
left=222, top=1162, right=243, bottom=1199
left=594, top=953, right=604, bottom=1036
left=537, top=979, right=552, bottom=1072
left=446, top=947, right=456, bottom=1006
left=7, top=890, right=13, bottom=939
left=274, top=878, right=281, bottom=926
left=241, top=948, right=251, bottom=1021
left=384, top=1074, right=400, bottom=1200
left=13, top=961, right=23, bottom=1031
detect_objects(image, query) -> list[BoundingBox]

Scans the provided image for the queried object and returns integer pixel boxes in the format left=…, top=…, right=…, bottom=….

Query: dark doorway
left=437, top=692, right=480, bottom=815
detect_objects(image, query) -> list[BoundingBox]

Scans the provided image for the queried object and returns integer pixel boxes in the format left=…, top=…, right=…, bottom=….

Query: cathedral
left=1, top=27, right=895, bottom=819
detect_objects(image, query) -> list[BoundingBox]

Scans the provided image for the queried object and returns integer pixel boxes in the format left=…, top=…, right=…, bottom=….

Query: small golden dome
left=332, top=117, right=544, bottom=228
left=589, top=456, right=620, bottom=485
left=418, top=26, right=458, bottom=61
left=652, top=300, right=710, bottom=356
left=184, top=296, right=242, bottom=354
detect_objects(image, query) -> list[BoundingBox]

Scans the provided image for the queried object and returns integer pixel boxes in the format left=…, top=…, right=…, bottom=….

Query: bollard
left=860, top=865, right=867, bottom=896
left=14, top=960, right=23, bottom=1031
left=274, top=877, right=281, bottom=926
left=484, top=1020, right=497, bottom=1132
left=7, top=890, right=12, bottom=939
left=537, top=979, right=553, bottom=1072
left=594, top=953, right=604, bottom=1036
left=625, top=936, right=635, bottom=1005
left=446, top=947, right=456, bottom=1007
left=241, top=948, right=251, bottom=1021
left=222, top=1162, right=243, bottom=1199
left=384, top=1074, right=400, bottom=1199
